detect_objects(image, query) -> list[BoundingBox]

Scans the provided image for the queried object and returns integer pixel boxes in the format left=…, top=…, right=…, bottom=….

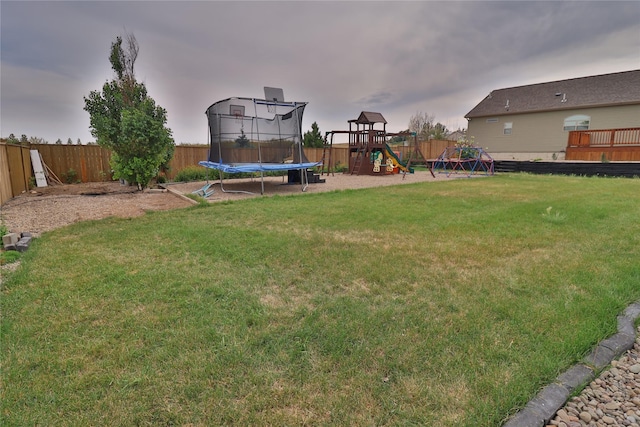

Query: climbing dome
left=432, top=146, right=495, bottom=177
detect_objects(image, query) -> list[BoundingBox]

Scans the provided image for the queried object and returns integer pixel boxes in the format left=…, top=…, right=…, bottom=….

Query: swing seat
left=191, top=182, right=215, bottom=198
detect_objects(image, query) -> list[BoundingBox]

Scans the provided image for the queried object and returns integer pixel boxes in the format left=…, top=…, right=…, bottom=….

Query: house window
left=503, top=122, right=512, bottom=135
left=563, top=115, right=590, bottom=131
left=486, top=118, right=498, bottom=123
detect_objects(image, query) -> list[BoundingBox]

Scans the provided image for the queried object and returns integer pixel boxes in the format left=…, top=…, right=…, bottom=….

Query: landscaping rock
left=2, top=233, right=19, bottom=247
left=546, top=326, right=640, bottom=427
left=15, top=236, right=32, bottom=252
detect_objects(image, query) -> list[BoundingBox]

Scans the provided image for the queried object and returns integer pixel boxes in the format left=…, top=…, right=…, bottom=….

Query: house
left=445, top=130, right=466, bottom=142
left=465, top=70, right=640, bottom=160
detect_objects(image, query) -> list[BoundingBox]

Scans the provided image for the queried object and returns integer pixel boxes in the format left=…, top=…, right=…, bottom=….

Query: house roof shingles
left=465, top=69, right=640, bottom=118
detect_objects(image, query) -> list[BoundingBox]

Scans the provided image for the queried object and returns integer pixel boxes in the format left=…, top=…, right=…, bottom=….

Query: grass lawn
left=2, top=174, right=639, bottom=426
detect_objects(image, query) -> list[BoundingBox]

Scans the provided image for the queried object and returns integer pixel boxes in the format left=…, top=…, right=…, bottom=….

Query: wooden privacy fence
left=0, top=142, right=32, bottom=205
left=30, top=144, right=209, bottom=183
left=0, top=144, right=211, bottom=193
left=32, top=140, right=454, bottom=181
left=303, top=139, right=457, bottom=167
left=565, top=128, right=640, bottom=161
left=169, top=146, right=209, bottom=174
left=34, top=144, right=113, bottom=183
left=1, top=140, right=455, bottom=204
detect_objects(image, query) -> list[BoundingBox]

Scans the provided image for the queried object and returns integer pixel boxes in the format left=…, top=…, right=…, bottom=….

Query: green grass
left=0, top=250, right=21, bottom=265
left=2, top=174, right=639, bottom=426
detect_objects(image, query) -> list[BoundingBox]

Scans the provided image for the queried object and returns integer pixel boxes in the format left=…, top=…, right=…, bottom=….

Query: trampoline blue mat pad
left=199, top=161, right=321, bottom=174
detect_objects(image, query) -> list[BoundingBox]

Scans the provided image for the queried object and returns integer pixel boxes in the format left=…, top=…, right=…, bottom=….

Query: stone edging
left=503, top=300, right=640, bottom=427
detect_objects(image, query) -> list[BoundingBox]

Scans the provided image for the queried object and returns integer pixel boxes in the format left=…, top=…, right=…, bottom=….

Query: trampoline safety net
left=205, top=97, right=311, bottom=166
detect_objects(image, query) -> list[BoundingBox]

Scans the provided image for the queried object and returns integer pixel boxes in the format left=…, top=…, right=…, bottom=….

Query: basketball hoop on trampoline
left=230, top=104, right=245, bottom=124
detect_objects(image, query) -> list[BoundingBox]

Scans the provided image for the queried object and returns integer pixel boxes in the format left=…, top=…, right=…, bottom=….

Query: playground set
left=321, top=111, right=433, bottom=177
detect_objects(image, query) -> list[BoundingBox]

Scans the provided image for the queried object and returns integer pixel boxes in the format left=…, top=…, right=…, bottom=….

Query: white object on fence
left=30, top=150, right=48, bottom=188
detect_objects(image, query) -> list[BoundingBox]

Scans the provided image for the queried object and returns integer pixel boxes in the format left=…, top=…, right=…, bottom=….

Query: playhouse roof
left=349, top=111, right=387, bottom=125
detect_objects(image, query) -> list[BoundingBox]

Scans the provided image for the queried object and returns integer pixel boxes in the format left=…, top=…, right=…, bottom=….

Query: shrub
left=62, top=168, right=79, bottom=184
left=333, top=162, right=348, bottom=173
left=174, top=166, right=217, bottom=182
left=0, top=223, right=8, bottom=247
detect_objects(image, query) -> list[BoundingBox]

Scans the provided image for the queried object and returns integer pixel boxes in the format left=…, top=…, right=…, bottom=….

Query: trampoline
left=199, top=92, right=320, bottom=194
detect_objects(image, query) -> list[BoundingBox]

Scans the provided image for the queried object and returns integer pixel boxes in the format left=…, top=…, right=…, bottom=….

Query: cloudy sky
left=2, top=1, right=639, bottom=145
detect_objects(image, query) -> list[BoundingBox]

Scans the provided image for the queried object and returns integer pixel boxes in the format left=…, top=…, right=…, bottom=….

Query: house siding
left=467, top=104, right=640, bottom=158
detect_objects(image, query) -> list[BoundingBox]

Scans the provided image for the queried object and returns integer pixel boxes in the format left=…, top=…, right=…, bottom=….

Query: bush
left=173, top=166, right=292, bottom=183
left=333, top=162, right=348, bottom=173
left=174, top=166, right=218, bottom=182
left=62, top=168, right=79, bottom=184
left=0, top=223, right=8, bottom=248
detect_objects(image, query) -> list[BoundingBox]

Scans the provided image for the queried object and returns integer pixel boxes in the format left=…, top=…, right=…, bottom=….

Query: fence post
left=0, top=142, right=13, bottom=204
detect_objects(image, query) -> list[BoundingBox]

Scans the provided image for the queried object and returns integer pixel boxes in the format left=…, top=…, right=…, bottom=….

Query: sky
left=1, top=1, right=639, bottom=145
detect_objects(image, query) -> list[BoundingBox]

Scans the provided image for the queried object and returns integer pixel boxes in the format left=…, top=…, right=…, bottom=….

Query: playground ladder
left=350, top=145, right=368, bottom=175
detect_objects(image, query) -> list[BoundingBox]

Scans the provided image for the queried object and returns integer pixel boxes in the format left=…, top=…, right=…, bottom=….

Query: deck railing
left=566, top=127, right=640, bottom=161
left=567, top=128, right=640, bottom=147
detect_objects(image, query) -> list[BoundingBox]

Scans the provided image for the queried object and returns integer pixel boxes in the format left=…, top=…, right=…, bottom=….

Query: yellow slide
left=384, top=144, right=411, bottom=173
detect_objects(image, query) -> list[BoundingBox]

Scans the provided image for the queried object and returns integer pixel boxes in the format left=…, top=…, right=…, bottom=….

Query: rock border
left=503, top=300, right=640, bottom=427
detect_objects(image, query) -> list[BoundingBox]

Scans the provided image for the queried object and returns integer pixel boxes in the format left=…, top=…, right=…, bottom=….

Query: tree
left=55, top=138, right=62, bottom=145
left=77, top=138, right=82, bottom=145
left=303, top=122, right=323, bottom=148
left=234, top=130, right=250, bottom=148
left=7, top=134, right=19, bottom=144
left=408, top=112, right=448, bottom=141
left=408, top=111, right=435, bottom=141
left=389, top=130, right=408, bottom=144
left=29, top=136, right=48, bottom=144
left=84, top=32, right=174, bottom=189
left=67, top=138, right=73, bottom=145
left=20, top=134, right=28, bottom=144
left=431, top=123, right=448, bottom=140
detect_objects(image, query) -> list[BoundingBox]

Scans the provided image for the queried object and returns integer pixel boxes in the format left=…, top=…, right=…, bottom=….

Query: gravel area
left=548, top=328, right=640, bottom=427
left=0, top=183, right=192, bottom=237
left=0, top=171, right=462, bottom=236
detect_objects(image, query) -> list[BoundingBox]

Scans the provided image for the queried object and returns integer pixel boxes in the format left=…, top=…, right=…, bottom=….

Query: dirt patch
left=24, top=181, right=141, bottom=197
left=0, top=182, right=193, bottom=236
